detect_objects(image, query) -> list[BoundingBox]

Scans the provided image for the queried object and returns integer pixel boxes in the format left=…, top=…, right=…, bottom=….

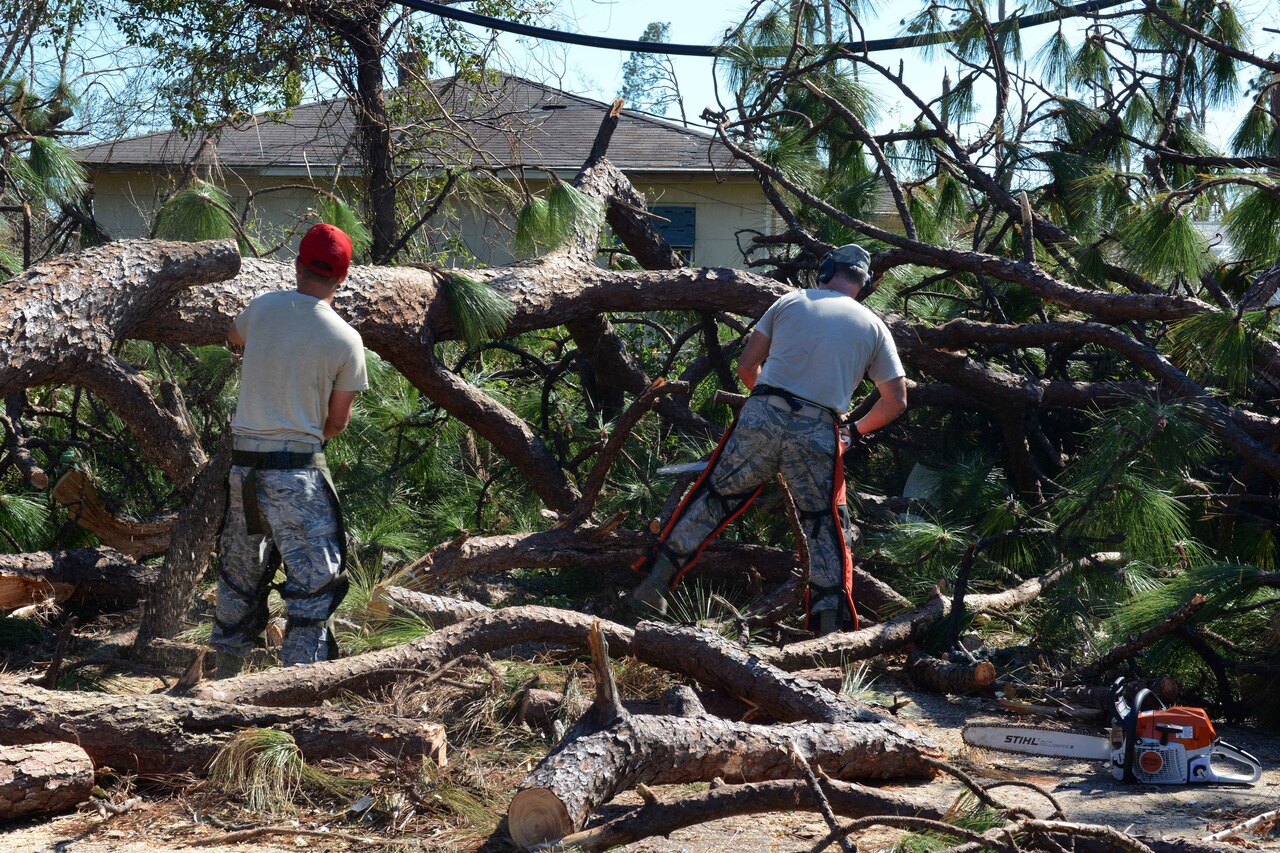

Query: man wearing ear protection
left=630, top=243, right=907, bottom=635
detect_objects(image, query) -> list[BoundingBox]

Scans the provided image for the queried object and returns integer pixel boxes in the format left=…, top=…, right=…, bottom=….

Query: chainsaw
left=962, top=680, right=1262, bottom=785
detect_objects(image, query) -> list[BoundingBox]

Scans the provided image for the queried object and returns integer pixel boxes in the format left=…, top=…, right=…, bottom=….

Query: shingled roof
left=76, top=73, right=748, bottom=175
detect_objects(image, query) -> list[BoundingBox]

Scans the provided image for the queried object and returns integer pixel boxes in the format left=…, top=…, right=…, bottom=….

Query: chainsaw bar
left=962, top=723, right=1112, bottom=761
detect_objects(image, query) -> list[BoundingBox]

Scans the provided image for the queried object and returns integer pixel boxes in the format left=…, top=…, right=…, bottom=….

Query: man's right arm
left=736, top=331, right=771, bottom=390
left=853, top=376, right=907, bottom=436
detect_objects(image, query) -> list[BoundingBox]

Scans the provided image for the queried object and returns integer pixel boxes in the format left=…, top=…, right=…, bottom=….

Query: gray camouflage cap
left=828, top=243, right=871, bottom=274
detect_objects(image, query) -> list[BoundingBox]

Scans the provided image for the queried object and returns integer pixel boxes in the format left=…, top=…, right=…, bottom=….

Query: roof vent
left=539, top=103, right=568, bottom=110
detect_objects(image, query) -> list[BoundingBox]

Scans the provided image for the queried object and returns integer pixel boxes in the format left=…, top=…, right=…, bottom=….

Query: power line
left=397, top=0, right=1131, bottom=57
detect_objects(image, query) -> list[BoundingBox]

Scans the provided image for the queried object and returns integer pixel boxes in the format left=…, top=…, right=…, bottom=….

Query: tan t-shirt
left=754, top=288, right=904, bottom=413
left=231, top=291, right=368, bottom=444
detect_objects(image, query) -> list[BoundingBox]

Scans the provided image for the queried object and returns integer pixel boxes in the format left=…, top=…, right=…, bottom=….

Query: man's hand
left=323, top=390, right=358, bottom=439
left=227, top=321, right=245, bottom=348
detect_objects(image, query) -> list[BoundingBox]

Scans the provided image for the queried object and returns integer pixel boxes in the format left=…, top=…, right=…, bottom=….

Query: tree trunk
left=0, top=684, right=445, bottom=775
left=134, top=437, right=231, bottom=648
left=0, top=239, right=240, bottom=399
left=191, top=606, right=635, bottom=707
left=509, top=714, right=940, bottom=849
left=0, top=548, right=156, bottom=612
left=0, top=742, right=94, bottom=820
left=348, top=24, right=396, bottom=262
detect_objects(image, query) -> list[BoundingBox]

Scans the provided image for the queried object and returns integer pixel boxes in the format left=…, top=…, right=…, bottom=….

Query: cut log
left=371, top=587, right=493, bottom=626
left=906, top=652, right=997, bottom=694
left=0, top=742, right=94, bottom=820
left=191, top=606, right=635, bottom=707
left=52, top=469, right=176, bottom=559
left=507, top=621, right=939, bottom=849
left=632, top=621, right=884, bottom=724
left=0, top=548, right=156, bottom=612
left=0, top=683, right=445, bottom=775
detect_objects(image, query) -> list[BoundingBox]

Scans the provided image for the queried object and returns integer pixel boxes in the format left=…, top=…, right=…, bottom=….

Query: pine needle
left=441, top=271, right=514, bottom=346
left=1114, top=202, right=1212, bottom=281
left=1166, top=310, right=1268, bottom=395
left=153, top=179, right=237, bottom=243
left=24, top=136, right=86, bottom=203
left=208, top=728, right=354, bottom=813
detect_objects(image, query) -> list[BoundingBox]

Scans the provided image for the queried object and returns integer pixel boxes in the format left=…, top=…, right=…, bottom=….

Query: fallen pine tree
left=0, top=682, right=446, bottom=774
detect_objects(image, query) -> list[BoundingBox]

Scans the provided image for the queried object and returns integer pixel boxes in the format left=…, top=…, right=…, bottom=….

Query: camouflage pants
left=642, top=394, right=857, bottom=626
left=211, top=460, right=345, bottom=666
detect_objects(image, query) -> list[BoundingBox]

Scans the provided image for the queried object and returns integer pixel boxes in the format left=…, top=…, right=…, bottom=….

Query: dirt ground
left=4, top=685, right=1278, bottom=853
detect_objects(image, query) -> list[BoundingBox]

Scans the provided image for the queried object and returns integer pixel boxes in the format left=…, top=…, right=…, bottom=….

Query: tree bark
left=906, top=652, right=997, bottom=694
left=134, top=437, right=231, bottom=648
left=632, top=621, right=884, bottom=724
left=371, top=587, right=493, bottom=627
left=0, top=683, right=445, bottom=775
left=0, top=239, right=241, bottom=398
left=401, top=526, right=795, bottom=590
left=0, top=742, right=94, bottom=820
left=765, top=559, right=1079, bottom=670
left=190, top=605, right=635, bottom=707
left=0, top=548, right=156, bottom=612
left=77, top=355, right=207, bottom=489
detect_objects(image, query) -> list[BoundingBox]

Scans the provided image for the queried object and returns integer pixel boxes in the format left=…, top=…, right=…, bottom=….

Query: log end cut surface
left=0, top=742, right=94, bottom=821
left=508, top=787, right=573, bottom=850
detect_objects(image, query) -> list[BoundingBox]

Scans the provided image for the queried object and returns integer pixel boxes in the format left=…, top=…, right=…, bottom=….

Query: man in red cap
left=212, top=223, right=367, bottom=677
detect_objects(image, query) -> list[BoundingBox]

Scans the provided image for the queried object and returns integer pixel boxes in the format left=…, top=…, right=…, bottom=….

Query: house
left=76, top=74, right=786, bottom=268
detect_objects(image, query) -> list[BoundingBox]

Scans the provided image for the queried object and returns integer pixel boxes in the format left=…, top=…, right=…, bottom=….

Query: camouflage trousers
left=211, top=444, right=346, bottom=666
left=638, top=394, right=857, bottom=627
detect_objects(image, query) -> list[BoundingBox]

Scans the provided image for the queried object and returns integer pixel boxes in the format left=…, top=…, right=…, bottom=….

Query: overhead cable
left=396, top=0, right=1131, bottom=57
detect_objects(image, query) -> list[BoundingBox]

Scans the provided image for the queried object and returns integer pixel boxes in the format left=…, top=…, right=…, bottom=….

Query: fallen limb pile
left=506, top=620, right=941, bottom=849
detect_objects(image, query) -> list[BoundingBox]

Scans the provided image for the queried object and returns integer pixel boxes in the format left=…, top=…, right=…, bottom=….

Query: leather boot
left=629, top=557, right=677, bottom=616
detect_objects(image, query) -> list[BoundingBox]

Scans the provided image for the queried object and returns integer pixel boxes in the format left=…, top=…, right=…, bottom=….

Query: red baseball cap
left=298, top=223, right=353, bottom=279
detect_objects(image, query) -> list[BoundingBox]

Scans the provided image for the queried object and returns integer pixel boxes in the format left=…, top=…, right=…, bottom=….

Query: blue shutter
left=652, top=205, right=696, bottom=251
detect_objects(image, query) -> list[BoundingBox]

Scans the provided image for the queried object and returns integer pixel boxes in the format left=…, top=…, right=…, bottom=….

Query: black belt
left=232, top=449, right=325, bottom=470
left=751, top=384, right=841, bottom=421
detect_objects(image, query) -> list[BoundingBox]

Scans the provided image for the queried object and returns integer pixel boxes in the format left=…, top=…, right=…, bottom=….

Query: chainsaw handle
left=1204, top=741, right=1263, bottom=785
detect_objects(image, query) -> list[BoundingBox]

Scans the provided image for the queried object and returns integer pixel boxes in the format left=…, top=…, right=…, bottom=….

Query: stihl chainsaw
left=963, top=681, right=1262, bottom=785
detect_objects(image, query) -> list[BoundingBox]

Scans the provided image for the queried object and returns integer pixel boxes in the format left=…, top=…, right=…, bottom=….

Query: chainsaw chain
left=961, top=722, right=1106, bottom=759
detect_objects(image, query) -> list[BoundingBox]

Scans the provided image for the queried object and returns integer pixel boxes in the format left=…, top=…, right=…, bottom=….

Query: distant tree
left=618, top=22, right=686, bottom=125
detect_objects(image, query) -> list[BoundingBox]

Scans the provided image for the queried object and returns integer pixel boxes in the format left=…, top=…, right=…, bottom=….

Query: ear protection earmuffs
left=817, top=252, right=837, bottom=284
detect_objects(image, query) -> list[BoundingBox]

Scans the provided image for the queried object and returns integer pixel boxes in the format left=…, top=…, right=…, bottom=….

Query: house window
left=652, top=205, right=695, bottom=263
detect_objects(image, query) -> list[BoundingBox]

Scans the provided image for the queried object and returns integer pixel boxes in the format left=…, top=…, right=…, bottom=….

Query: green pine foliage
left=513, top=184, right=603, bottom=256
left=21, top=136, right=86, bottom=204
left=1223, top=186, right=1280, bottom=266
left=440, top=272, right=515, bottom=346
left=1166, top=309, right=1270, bottom=394
left=314, top=195, right=371, bottom=258
left=153, top=179, right=237, bottom=243
left=1114, top=202, right=1212, bottom=281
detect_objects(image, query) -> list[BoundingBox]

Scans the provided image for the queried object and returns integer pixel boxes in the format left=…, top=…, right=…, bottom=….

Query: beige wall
left=88, top=168, right=779, bottom=269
